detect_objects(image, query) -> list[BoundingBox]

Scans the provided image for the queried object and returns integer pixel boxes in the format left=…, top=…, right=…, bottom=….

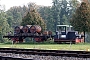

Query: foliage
left=70, top=2, right=90, bottom=32
left=21, top=8, right=46, bottom=31
left=52, top=0, right=75, bottom=25
left=6, top=6, right=23, bottom=27
left=69, top=0, right=80, bottom=9
left=38, top=0, right=79, bottom=33
left=0, top=10, right=11, bottom=42
left=38, top=6, right=55, bottom=32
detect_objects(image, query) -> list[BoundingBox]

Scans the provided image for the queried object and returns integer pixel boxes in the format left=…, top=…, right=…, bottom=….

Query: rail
left=0, top=48, right=90, bottom=58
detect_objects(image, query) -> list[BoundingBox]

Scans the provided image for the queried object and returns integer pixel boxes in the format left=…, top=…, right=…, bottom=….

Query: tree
left=6, top=6, right=25, bottom=28
left=0, top=1, right=12, bottom=43
left=6, top=12, right=14, bottom=27
left=38, top=0, right=80, bottom=33
left=21, top=9, right=46, bottom=31
left=69, top=0, right=80, bottom=18
left=0, top=10, right=11, bottom=42
left=70, top=2, right=90, bottom=42
left=52, top=0, right=75, bottom=25
left=38, top=6, right=55, bottom=32
left=47, top=0, right=79, bottom=32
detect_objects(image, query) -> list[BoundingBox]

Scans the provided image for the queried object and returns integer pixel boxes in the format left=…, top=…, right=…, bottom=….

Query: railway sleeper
left=0, top=56, right=33, bottom=60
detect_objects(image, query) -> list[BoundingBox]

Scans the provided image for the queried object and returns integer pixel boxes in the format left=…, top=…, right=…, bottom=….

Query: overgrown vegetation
left=0, top=43, right=90, bottom=51
left=70, top=2, right=90, bottom=42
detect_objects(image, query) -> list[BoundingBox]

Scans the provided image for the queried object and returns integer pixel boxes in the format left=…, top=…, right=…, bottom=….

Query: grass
left=0, top=43, right=90, bottom=51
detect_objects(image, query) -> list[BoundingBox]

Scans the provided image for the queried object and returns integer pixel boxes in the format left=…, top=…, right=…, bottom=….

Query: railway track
left=0, top=48, right=90, bottom=60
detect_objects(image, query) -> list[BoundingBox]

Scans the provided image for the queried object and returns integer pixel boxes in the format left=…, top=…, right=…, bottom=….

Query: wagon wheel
left=19, top=37, right=23, bottom=43
left=11, top=38, right=19, bottom=44
left=34, top=37, right=43, bottom=42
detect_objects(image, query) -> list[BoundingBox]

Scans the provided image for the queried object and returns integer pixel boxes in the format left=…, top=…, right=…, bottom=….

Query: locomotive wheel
left=11, top=38, right=19, bottom=44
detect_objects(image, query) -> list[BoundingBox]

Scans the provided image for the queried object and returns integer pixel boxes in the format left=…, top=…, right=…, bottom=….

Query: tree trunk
left=84, top=31, right=85, bottom=43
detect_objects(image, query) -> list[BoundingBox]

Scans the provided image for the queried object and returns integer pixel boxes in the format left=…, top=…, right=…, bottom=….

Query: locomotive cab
left=56, top=25, right=73, bottom=38
left=54, top=25, right=76, bottom=43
